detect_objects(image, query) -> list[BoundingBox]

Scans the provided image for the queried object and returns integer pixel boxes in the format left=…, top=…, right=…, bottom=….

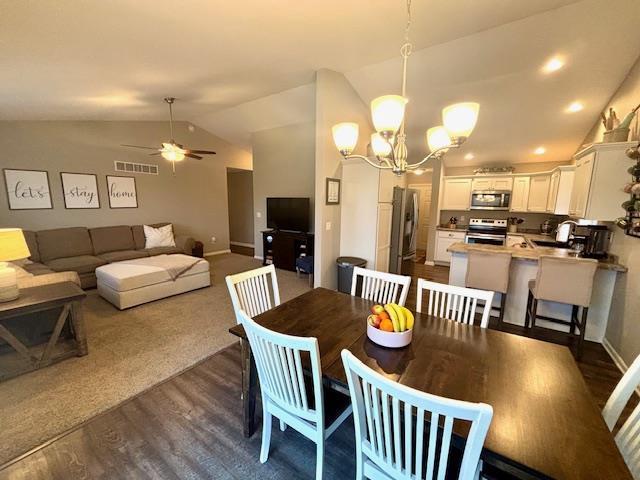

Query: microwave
left=470, top=190, right=511, bottom=210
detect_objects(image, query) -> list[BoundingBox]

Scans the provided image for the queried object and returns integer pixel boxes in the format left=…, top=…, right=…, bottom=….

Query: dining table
left=228, top=287, right=632, bottom=480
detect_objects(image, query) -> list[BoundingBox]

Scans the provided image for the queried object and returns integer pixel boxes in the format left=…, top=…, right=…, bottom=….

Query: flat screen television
left=267, top=197, right=310, bottom=232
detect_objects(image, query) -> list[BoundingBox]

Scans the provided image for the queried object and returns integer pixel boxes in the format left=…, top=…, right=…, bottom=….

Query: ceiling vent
left=114, top=161, right=159, bottom=175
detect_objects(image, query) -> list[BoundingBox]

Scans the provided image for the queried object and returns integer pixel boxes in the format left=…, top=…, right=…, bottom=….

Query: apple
left=367, top=314, right=381, bottom=328
left=371, top=305, right=385, bottom=315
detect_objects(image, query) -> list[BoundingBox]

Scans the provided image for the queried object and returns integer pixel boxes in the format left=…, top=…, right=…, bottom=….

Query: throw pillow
left=143, top=224, right=176, bottom=249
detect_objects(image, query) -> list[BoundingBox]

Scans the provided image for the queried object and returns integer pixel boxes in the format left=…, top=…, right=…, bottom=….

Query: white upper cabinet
left=510, top=176, right=530, bottom=212
left=527, top=175, right=551, bottom=212
left=568, top=143, right=631, bottom=221
left=471, top=176, right=513, bottom=191
left=441, top=178, right=472, bottom=210
left=547, top=166, right=575, bottom=215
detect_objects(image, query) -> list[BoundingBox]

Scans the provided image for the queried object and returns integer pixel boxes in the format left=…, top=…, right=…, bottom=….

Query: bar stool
left=465, top=250, right=512, bottom=325
left=525, top=255, right=598, bottom=359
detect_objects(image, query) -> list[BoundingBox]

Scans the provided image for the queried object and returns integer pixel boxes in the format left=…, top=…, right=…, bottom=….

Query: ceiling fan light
left=370, top=133, right=392, bottom=157
left=426, top=126, right=451, bottom=152
left=442, top=102, right=480, bottom=140
left=332, top=122, right=359, bottom=155
left=161, top=150, right=185, bottom=162
left=371, top=95, right=407, bottom=134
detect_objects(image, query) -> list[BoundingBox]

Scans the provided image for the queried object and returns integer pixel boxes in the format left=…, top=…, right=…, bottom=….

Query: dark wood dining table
left=228, top=288, right=631, bottom=480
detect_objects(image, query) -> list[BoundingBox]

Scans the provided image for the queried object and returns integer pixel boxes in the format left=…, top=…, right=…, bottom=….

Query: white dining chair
left=226, top=264, right=280, bottom=323
left=351, top=266, right=411, bottom=306
left=602, top=353, right=640, bottom=478
left=238, top=310, right=352, bottom=480
left=416, top=279, right=494, bottom=329
left=341, top=349, right=493, bottom=480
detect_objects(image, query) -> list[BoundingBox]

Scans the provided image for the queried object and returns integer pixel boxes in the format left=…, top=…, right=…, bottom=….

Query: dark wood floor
left=0, top=260, right=631, bottom=479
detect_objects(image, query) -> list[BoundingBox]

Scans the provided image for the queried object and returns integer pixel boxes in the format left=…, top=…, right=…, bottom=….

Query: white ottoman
left=96, top=254, right=211, bottom=309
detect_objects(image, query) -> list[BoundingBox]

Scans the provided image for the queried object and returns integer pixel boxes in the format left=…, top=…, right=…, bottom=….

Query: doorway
left=407, top=173, right=433, bottom=264
left=226, top=168, right=255, bottom=257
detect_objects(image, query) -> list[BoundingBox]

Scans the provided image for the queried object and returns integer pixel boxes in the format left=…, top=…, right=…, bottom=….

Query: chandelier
left=332, top=0, right=479, bottom=175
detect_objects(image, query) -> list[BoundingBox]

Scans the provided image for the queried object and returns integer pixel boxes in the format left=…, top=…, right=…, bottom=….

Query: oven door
left=470, top=191, right=511, bottom=210
left=465, top=233, right=505, bottom=246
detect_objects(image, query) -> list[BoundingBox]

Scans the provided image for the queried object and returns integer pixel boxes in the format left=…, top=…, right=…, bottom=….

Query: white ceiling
left=1, top=0, right=639, bottom=165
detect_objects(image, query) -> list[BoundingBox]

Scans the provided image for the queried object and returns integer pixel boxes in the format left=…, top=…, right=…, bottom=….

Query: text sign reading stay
left=61, top=173, right=100, bottom=209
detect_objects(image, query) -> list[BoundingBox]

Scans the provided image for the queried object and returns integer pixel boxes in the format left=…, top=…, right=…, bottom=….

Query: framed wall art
left=3, top=168, right=53, bottom=210
left=106, top=175, right=138, bottom=208
left=60, top=172, right=100, bottom=209
left=326, top=177, right=341, bottom=205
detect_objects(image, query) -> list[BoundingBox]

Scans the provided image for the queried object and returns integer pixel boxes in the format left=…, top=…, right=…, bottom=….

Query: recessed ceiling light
left=542, top=57, right=564, bottom=74
left=566, top=101, right=584, bottom=113
left=464, top=153, right=475, bottom=160
left=534, top=147, right=546, bottom=155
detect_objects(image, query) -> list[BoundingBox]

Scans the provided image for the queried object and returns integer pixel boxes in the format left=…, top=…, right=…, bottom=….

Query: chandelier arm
left=383, top=136, right=400, bottom=170
left=406, top=144, right=460, bottom=170
left=345, top=154, right=393, bottom=170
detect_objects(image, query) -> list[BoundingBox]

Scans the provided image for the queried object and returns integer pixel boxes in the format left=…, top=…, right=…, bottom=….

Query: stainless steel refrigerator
left=388, top=186, right=419, bottom=274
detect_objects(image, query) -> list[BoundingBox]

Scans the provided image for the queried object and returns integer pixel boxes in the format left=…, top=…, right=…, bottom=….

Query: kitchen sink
left=532, top=239, right=571, bottom=249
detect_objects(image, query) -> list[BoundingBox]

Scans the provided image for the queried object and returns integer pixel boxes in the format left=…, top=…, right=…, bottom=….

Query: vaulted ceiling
left=1, top=0, right=639, bottom=166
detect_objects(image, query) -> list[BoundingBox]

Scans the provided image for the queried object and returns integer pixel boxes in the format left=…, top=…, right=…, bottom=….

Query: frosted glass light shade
left=442, top=102, right=479, bottom=139
left=0, top=228, right=30, bottom=261
left=332, top=122, right=359, bottom=154
left=427, top=126, right=452, bottom=152
left=161, top=143, right=186, bottom=162
left=370, top=133, right=392, bottom=157
left=371, top=95, right=407, bottom=133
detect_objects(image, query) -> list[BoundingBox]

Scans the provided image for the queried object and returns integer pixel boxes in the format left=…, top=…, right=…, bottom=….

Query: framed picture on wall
left=326, top=177, right=341, bottom=205
left=3, top=168, right=53, bottom=210
left=106, top=175, right=138, bottom=208
left=60, top=172, right=100, bottom=209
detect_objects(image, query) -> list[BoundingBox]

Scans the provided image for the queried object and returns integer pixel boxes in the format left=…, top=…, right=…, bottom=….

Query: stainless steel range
left=465, top=218, right=507, bottom=245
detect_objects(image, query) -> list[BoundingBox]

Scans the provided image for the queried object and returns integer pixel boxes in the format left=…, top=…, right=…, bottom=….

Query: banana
left=392, top=303, right=406, bottom=331
left=401, top=306, right=415, bottom=330
left=384, top=304, right=400, bottom=332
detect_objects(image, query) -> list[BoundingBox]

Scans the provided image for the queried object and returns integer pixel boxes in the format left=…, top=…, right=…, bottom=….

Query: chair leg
left=570, top=305, right=578, bottom=335
left=530, top=298, right=538, bottom=330
left=315, top=437, right=325, bottom=480
left=498, top=293, right=507, bottom=325
left=260, top=403, right=272, bottom=463
left=525, top=290, right=533, bottom=328
left=577, top=307, right=588, bottom=360
left=279, top=419, right=287, bottom=431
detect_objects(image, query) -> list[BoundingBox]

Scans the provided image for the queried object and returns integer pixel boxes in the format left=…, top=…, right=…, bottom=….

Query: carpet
left=0, top=253, right=311, bottom=466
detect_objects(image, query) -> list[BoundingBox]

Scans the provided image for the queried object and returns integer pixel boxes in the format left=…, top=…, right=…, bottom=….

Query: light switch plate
left=256, top=212, right=262, bottom=218
left=325, top=221, right=332, bottom=231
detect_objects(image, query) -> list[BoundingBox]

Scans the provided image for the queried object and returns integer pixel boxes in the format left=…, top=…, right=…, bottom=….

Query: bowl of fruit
left=367, top=303, right=414, bottom=348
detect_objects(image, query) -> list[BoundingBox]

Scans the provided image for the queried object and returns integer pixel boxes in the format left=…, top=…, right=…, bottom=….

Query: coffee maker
left=574, top=225, right=611, bottom=259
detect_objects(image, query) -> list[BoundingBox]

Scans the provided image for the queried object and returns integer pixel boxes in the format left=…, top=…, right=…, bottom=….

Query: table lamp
left=0, top=228, right=31, bottom=302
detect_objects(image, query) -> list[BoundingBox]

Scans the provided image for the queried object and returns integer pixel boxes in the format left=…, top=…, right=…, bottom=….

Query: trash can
left=336, top=256, right=367, bottom=294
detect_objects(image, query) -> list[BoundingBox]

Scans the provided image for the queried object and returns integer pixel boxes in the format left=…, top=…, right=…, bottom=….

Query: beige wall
left=0, top=121, right=252, bottom=252
left=581, top=55, right=640, bottom=367
left=314, top=69, right=373, bottom=288
left=252, top=122, right=316, bottom=258
left=227, top=169, right=254, bottom=245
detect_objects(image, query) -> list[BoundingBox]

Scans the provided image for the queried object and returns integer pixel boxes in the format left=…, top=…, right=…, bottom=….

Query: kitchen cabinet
left=568, top=142, right=633, bottom=220
left=546, top=166, right=575, bottom=214
left=471, top=176, right=513, bottom=191
left=441, top=178, right=472, bottom=210
left=434, top=230, right=466, bottom=264
left=527, top=175, right=551, bottom=212
left=510, top=177, right=530, bottom=212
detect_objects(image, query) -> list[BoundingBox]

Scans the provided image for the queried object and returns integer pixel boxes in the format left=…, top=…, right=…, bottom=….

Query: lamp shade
left=0, top=228, right=30, bottom=262
left=371, top=95, right=407, bottom=133
left=442, top=102, right=480, bottom=139
left=427, top=126, right=452, bottom=152
left=332, top=122, right=359, bottom=154
left=370, top=133, right=392, bottom=157
left=161, top=143, right=186, bottom=162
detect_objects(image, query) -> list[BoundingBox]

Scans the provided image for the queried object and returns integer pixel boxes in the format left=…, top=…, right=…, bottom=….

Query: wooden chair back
left=341, top=349, right=493, bottom=480
left=226, top=264, right=280, bottom=323
left=351, top=266, right=411, bottom=306
left=417, top=279, right=494, bottom=328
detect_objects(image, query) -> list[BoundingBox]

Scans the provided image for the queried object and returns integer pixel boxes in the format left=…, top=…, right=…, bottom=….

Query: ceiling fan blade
left=186, top=153, right=203, bottom=160
left=121, top=144, right=159, bottom=150
left=187, top=149, right=216, bottom=155
left=149, top=152, right=162, bottom=156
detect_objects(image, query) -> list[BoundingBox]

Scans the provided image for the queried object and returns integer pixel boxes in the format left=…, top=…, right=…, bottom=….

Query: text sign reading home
left=3, top=169, right=53, bottom=210
left=61, top=172, right=100, bottom=209
left=106, top=175, right=138, bottom=208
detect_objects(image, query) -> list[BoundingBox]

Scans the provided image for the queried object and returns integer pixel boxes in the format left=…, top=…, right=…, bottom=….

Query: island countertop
left=447, top=241, right=627, bottom=272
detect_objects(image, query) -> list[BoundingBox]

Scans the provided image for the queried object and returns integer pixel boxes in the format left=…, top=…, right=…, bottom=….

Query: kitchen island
left=447, top=239, right=627, bottom=342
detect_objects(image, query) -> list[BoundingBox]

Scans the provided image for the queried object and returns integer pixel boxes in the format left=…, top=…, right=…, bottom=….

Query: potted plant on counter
left=507, top=217, right=524, bottom=233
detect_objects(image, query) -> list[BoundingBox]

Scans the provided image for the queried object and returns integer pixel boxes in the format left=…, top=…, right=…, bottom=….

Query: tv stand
left=262, top=230, right=314, bottom=272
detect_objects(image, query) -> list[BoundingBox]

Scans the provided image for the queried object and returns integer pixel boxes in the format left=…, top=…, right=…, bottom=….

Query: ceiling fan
left=122, top=97, right=216, bottom=172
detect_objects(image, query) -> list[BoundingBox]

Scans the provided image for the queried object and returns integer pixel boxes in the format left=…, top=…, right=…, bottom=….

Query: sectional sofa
left=21, top=223, right=196, bottom=289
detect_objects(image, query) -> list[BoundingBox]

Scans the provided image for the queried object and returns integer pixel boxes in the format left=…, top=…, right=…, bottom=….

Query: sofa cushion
left=89, top=225, right=136, bottom=254
left=23, top=230, right=40, bottom=262
left=45, top=255, right=107, bottom=274
left=98, top=250, right=149, bottom=263
left=37, top=227, right=93, bottom=262
left=22, top=262, right=55, bottom=276
left=144, top=246, right=182, bottom=256
left=132, top=223, right=170, bottom=250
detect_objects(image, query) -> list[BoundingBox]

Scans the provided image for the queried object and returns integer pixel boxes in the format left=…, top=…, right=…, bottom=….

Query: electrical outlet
left=256, top=212, right=262, bottom=218
left=210, top=236, right=217, bottom=243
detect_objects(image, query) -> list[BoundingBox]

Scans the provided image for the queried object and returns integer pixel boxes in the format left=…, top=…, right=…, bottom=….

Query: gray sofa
left=22, top=223, right=196, bottom=289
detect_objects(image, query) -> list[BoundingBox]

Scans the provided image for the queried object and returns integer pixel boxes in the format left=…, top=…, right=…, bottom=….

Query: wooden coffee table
left=0, top=281, right=87, bottom=381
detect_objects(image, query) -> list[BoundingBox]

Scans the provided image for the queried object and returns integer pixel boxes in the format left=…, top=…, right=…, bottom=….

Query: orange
left=379, top=319, right=394, bottom=332
left=378, top=311, right=390, bottom=321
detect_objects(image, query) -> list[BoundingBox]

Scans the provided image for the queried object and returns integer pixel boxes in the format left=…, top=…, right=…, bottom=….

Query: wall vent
left=114, top=161, right=159, bottom=175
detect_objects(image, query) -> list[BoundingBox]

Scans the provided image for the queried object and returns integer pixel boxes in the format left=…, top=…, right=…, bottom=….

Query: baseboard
left=254, top=255, right=264, bottom=261
left=602, top=337, right=628, bottom=373
left=204, top=249, right=231, bottom=257
left=424, top=260, right=435, bottom=266
left=230, top=241, right=255, bottom=248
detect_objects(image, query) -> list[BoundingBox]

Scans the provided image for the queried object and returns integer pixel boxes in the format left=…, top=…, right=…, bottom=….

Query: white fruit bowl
left=366, top=323, right=413, bottom=348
